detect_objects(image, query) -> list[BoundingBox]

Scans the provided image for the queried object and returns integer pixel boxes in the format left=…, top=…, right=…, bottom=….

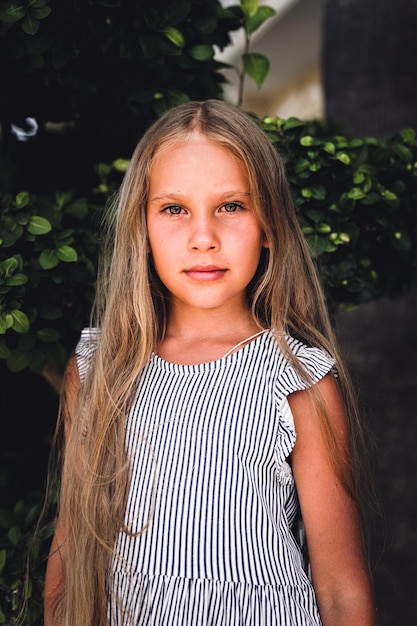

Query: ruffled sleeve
left=273, top=335, right=335, bottom=466
left=74, top=326, right=100, bottom=383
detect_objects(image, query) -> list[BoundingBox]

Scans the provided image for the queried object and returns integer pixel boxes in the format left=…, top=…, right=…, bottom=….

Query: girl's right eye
left=163, top=205, right=183, bottom=215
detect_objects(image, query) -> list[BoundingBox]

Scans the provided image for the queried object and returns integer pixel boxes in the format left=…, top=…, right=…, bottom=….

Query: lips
left=184, top=265, right=227, bottom=281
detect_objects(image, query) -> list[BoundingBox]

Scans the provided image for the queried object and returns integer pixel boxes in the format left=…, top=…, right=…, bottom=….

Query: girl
left=44, top=99, right=378, bottom=625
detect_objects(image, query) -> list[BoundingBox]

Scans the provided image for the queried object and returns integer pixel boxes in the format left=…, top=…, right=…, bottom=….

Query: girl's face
left=146, top=133, right=268, bottom=318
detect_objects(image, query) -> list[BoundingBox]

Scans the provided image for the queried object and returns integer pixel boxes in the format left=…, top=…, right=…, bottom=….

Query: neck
left=165, top=303, right=262, bottom=342
left=156, top=303, right=266, bottom=365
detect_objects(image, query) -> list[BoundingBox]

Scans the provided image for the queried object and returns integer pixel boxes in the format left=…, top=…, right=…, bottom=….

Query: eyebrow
left=149, top=191, right=252, bottom=202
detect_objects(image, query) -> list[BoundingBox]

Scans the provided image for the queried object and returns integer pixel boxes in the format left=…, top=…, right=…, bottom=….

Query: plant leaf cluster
left=0, top=496, right=52, bottom=624
left=261, top=118, right=417, bottom=311
left=0, top=190, right=99, bottom=373
left=0, top=0, right=243, bottom=193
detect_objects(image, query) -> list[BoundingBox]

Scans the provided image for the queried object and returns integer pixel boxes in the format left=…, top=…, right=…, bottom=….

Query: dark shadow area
left=335, top=292, right=417, bottom=625
left=0, top=365, right=59, bottom=508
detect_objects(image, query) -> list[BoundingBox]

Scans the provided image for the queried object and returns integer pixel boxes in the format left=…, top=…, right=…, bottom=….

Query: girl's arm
left=44, top=519, right=66, bottom=625
left=289, top=373, right=378, bottom=626
left=44, top=353, right=80, bottom=626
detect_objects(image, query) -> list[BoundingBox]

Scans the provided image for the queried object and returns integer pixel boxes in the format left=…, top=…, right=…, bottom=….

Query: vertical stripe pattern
left=75, top=329, right=334, bottom=625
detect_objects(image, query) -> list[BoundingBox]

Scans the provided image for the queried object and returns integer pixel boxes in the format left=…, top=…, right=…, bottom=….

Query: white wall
left=216, top=0, right=325, bottom=119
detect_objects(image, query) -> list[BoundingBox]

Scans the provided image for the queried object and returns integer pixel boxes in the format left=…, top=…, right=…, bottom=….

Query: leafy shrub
left=0, top=190, right=99, bottom=373
left=262, top=117, right=417, bottom=310
left=0, top=496, right=50, bottom=625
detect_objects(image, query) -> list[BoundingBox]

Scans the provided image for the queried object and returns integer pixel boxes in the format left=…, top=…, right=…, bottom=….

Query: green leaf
left=242, top=52, right=270, bottom=88
left=0, top=1, right=26, bottom=23
left=7, top=349, right=30, bottom=372
left=6, top=273, right=28, bottom=286
left=112, top=158, right=130, bottom=172
left=11, top=309, right=30, bottom=333
left=160, top=26, right=185, bottom=49
left=0, top=549, right=6, bottom=572
left=21, top=13, right=39, bottom=34
left=399, top=127, right=416, bottom=143
left=336, top=152, right=350, bottom=165
left=305, top=209, right=324, bottom=223
left=306, top=234, right=337, bottom=256
left=294, top=158, right=310, bottom=174
left=0, top=312, right=14, bottom=332
left=240, top=0, right=258, bottom=19
left=161, top=0, right=191, bottom=26
left=36, top=327, right=59, bottom=342
left=349, top=138, right=364, bottom=148
left=392, top=231, right=412, bottom=250
left=193, top=15, right=216, bottom=35
left=392, top=143, right=413, bottom=164
left=39, top=248, right=59, bottom=269
left=15, top=191, right=31, bottom=208
left=381, top=189, right=398, bottom=201
left=282, top=117, right=305, bottom=131
left=316, top=223, right=332, bottom=234
left=56, top=245, right=78, bottom=262
left=8, top=526, right=21, bottom=545
left=347, top=187, right=366, bottom=200
left=188, top=44, right=214, bottom=61
left=246, top=5, right=275, bottom=35
left=310, top=185, right=327, bottom=200
left=323, top=142, right=336, bottom=154
left=0, top=341, right=11, bottom=358
left=300, top=136, right=315, bottom=147
left=27, top=215, right=52, bottom=235
left=1, top=256, right=19, bottom=277
left=353, top=171, right=365, bottom=185
left=31, top=5, right=51, bottom=19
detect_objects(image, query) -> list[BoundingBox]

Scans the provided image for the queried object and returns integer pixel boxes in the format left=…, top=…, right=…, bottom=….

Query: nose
left=188, top=213, right=220, bottom=251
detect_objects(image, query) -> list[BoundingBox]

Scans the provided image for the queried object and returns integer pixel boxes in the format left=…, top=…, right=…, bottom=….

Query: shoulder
left=284, top=334, right=335, bottom=381
left=267, top=331, right=335, bottom=399
left=74, top=327, right=101, bottom=382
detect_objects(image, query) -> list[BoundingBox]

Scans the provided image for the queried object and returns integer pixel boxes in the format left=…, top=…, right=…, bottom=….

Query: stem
left=237, top=28, right=250, bottom=108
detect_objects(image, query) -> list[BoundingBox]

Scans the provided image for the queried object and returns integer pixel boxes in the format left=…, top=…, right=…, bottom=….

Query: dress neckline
left=151, top=329, right=270, bottom=371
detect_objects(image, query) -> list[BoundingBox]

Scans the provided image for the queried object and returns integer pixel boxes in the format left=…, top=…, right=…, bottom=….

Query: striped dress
left=75, top=328, right=334, bottom=625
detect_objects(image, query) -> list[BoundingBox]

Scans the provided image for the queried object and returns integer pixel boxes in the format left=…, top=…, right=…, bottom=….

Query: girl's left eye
left=221, top=202, right=243, bottom=213
left=163, top=205, right=183, bottom=215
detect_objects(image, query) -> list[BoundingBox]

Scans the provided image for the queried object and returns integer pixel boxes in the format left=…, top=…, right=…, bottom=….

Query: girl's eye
left=163, top=205, right=183, bottom=215
left=221, top=202, right=243, bottom=213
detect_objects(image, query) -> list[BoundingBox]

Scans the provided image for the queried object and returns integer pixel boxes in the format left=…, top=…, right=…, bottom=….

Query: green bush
left=0, top=496, right=50, bottom=625
left=261, top=117, right=417, bottom=310
left=0, top=0, right=243, bottom=194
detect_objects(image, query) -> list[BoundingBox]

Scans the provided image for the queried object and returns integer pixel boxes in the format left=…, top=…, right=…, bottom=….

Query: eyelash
left=163, top=205, right=183, bottom=215
left=162, top=201, right=245, bottom=215
left=221, top=201, right=245, bottom=213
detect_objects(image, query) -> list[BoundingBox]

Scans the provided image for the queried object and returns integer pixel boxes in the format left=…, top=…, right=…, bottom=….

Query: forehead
left=150, top=134, right=249, bottom=183
left=153, top=131, right=245, bottom=162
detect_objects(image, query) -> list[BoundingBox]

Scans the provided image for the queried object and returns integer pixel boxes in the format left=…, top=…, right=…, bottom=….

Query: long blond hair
left=51, top=99, right=374, bottom=625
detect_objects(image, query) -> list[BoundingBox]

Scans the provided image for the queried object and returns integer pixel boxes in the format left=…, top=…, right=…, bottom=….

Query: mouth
left=184, top=265, right=227, bottom=281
